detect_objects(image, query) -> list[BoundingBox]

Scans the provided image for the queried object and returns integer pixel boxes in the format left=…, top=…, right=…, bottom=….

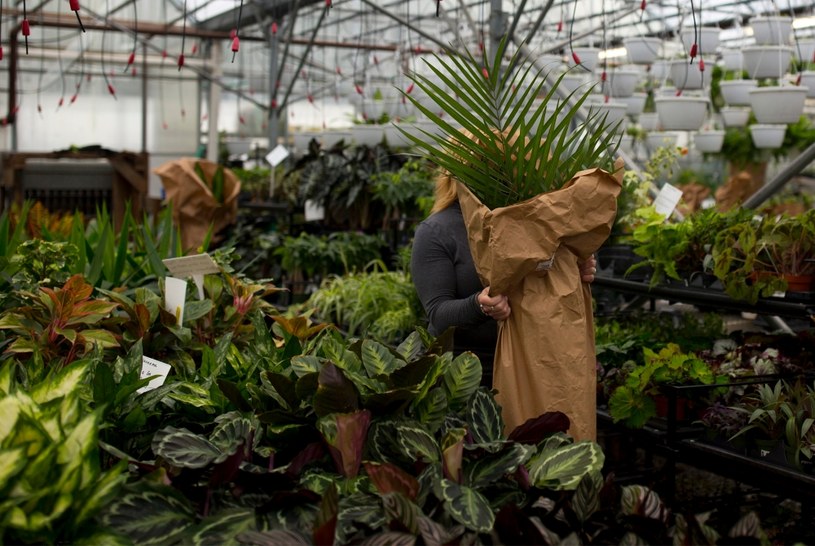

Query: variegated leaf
left=152, top=427, right=222, bottom=468
left=571, top=471, right=603, bottom=524
left=237, top=529, right=311, bottom=546
left=191, top=508, right=255, bottom=546
left=395, top=422, right=440, bottom=463
left=418, top=515, right=462, bottom=546
left=467, top=388, right=503, bottom=444
left=440, top=479, right=494, bottom=533
left=396, top=331, right=425, bottom=362
left=466, top=443, right=533, bottom=487
left=361, top=339, right=402, bottom=377
left=210, top=413, right=252, bottom=456
left=528, top=441, right=604, bottom=491
left=290, top=355, right=323, bottom=378
left=412, top=387, right=447, bottom=433
left=620, top=485, right=668, bottom=522
left=443, top=352, right=481, bottom=410
left=729, top=511, right=762, bottom=539
left=382, top=492, right=421, bottom=534
left=619, top=532, right=649, bottom=546
left=102, top=489, right=195, bottom=545
left=30, top=363, right=88, bottom=404
left=358, top=532, right=417, bottom=546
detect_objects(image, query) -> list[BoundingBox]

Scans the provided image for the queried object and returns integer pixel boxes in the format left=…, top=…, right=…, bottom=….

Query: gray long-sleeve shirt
left=411, top=203, right=498, bottom=361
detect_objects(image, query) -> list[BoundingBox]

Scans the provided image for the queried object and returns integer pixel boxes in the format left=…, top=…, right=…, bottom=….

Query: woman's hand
left=477, top=287, right=511, bottom=321
left=579, top=255, right=598, bottom=283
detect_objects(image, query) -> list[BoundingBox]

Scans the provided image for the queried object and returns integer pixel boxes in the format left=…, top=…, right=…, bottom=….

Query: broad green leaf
left=571, top=471, right=603, bottom=524
left=395, top=422, right=439, bottom=463
left=31, top=363, right=88, bottom=405
left=103, top=488, right=195, bottom=545
left=381, top=492, right=421, bottom=535
left=411, top=387, right=447, bottom=433
left=440, top=479, right=494, bottom=533
left=236, top=529, right=311, bottom=545
left=74, top=460, right=128, bottom=527
left=395, top=331, right=424, bottom=362
left=191, top=508, right=255, bottom=546
left=466, top=443, right=533, bottom=487
left=443, top=352, right=481, bottom=410
left=80, top=329, right=119, bottom=349
left=466, top=388, right=503, bottom=444
left=57, top=411, right=99, bottom=465
left=152, top=427, right=222, bottom=468
left=528, top=441, right=605, bottom=490
left=0, top=446, right=27, bottom=491
left=361, top=339, right=402, bottom=377
left=184, top=299, right=213, bottom=323
left=290, top=355, right=323, bottom=377
left=210, top=413, right=252, bottom=457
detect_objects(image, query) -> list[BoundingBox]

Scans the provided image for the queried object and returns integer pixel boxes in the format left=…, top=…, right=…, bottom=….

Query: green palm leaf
left=401, top=37, right=621, bottom=209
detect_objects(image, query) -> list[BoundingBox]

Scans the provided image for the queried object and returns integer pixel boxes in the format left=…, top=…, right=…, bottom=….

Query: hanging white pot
left=350, top=125, right=386, bottom=147
left=679, top=26, right=721, bottom=57
left=638, top=112, right=661, bottom=131
left=720, top=107, right=751, bottom=128
left=568, top=47, right=601, bottom=72
left=750, top=124, right=787, bottom=149
left=321, top=130, right=353, bottom=149
left=607, top=69, right=642, bottom=97
left=749, top=86, right=807, bottom=124
left=655, top=96, right=709, bottom=131
left=741, top=45, right=793, bottom=79
left=650, top=60, right=671, bottom=81
left=719, top=80, right=758, bottom=106
left=618, top=92, right=647, bottom=116
left=587, top=100, right=629, bottom=128
left=750, top=16, right=792, bottom=46
left=693, top=130, right=725, bottom=153
left=618, top=133, right=635, bottom=153
left=646, top=131, right=679, bottom=151
left=720, top=49, right=743, bottom=72
left=797, top=39, right=815, bottom=65
left=623, top=37, right=663, bottom=64
left=800, top=71, right=815, bottom=99
left=668, top=60, right=712, bottom=90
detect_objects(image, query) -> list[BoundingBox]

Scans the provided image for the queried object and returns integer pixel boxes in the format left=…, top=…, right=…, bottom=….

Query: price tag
left=653, top=183, right=684, bottom=219
left=137, top=356, right=172, bottom=394
left=304, top=199, right=325, bottom=222
left=163, top=253, right=220, bottom=300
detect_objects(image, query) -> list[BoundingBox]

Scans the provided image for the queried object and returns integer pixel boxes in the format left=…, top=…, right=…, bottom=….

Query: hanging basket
left=720, top=107, right=751, bottom=128
left=679, top=26, right=722, bottom=56
left=798, top=39, right=815, bottom=65
left=720, top=49, right=743, bottom=71
left=623, top=37, right=663, bottom=64
left=750, top=16, right=792, bottom=46
left=800, top=71, right=815, bottom=98
left=608, top=68, right=642, bottom=97
left=568, top=46, right=601, bottom=72
left=655, top=96, right=709, bottom=131
left=618, top=92, right=647, bottom=116
left=750, top=124, right=787, bottom=149
left=668, top=60, right=712, bottom=90
left=741, top=46, right=793, bottom=79
left=638, top=112, right=661, bottom=131
left=646, top=131, right=679, bottom=152
left=693, top=130, right=725, bottom=153
left=749, top=86, right=807, bottom=124
left=719, top=80, right=757, bottom=106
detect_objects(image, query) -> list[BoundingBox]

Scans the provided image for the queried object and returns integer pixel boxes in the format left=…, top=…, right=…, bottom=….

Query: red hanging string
left=69, top=0, right=85, bottom=32
left=178, top=0, right=187, bottom=70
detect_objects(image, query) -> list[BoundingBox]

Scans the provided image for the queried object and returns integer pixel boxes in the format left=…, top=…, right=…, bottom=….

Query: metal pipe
left=359, top=0, right=457, bottom=54
left=742, top=142, right=815, bottom=209
left=277, top=3, right=329, bottom=111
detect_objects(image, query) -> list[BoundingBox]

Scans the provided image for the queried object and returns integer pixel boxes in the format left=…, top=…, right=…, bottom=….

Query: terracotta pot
left=782, top=273, right=815, bottom=293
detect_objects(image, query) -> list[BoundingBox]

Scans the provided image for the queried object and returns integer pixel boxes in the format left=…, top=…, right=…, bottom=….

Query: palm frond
left=400, top=37, right=622, bottom=209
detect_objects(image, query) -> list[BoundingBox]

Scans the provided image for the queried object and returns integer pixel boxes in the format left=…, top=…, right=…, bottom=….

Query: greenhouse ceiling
left=2, top=0, right=815, bottom=136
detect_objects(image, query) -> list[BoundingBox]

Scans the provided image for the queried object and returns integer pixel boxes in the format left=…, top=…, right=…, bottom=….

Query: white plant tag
left=653, top=183, right=684, bottom=219
left=137, top=356, right=172, bottom=394
left=164, top=276, right=188, bottom=325
left=163, top=254, right=220, bottom=300
left=265, top=144, right=290, bottom=167
left=304, top=199, right=325, bottom=221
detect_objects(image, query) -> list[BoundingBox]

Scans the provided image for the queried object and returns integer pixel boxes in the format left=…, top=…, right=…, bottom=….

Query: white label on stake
left=164, top=276, right=188, bottom=325
left=304, top=199, right=325, bottom=222
left=653, top=183, right=684, bottom=219
left=163, top=254, right=220, bottom=300
left=266, top=144, right=290, bottom=167
left=137, top=356, right=172, bottom=394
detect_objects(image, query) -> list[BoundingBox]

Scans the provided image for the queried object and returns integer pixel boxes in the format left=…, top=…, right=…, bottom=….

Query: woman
left=411, top=170, right=597, bottom=387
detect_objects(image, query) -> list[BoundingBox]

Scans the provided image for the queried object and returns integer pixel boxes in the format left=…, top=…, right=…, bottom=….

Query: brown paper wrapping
left=154, top=158, right=241, bottom=253
left=715, top=162, right=767, bottom=211
left=456, top=159, right=623, bottom=441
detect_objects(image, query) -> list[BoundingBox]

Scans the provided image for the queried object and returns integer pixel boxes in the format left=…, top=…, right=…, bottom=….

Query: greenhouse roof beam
left=200, top=0, right=323, bottom=32
left=277, top=3, right=330, bottom=111
left=359, top=0, right=462, bottom=55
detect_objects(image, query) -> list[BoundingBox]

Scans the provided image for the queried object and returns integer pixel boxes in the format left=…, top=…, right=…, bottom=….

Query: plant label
left=653, top=183, right=684, bottom=218
left=265, top=144, right=290, bottom=167
left=164, top=276, right=188, bottom=325
left=137, top=356, right=172, bottom=394
left=163, top=253, right=220, bottom=300
left=304, top=199, right=325, bottom=222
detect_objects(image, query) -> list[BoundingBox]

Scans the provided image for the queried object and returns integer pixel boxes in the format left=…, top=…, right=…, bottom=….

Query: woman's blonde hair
left=431, top=171, right=458, bottom=214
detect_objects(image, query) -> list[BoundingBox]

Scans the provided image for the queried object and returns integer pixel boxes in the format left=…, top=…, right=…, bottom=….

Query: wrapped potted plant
left=401, top=37, right=623, bottom=440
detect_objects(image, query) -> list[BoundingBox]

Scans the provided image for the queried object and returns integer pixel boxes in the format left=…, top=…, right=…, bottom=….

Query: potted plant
left=757, top=210, right=815, bottom=292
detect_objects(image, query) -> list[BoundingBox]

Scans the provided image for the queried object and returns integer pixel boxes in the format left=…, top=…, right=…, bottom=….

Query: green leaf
left=466, top=443, right=533, bottom=487
left=290, top=355, right=323, bottom=378
left=92, top=362, right=116, bottom=407
left=440, top=479, right=495, bottom=533
left=361, top=339, right=402, bottom=377
left=571, top=471, right=603, bottom=524
left=191, top=509, right=256, bottom=546
left=236, top=529, right=311, bottom=545
left=0, top=396, right=21, bottom=440
left=381, top=492, right=421, bottom=535
left=619, top=485, right=668, bottom=521
left=0, top=446, right=27, bottom=491
left=152, top=427, right=222, bottom=468
left=31, top=362, right=88, bottom=404
left=395, top=331, right=425, bottom=362
left=80, top=329, right=119, bottom=349
left=411, top=387, right=447, bottom=433
left=103, top=487, right=195, bottom=546
left=467, top=388, right=503, bottom=444
left=74, top=460, right=128, bottom=527
left=210, top=413, right=252, bottom=457
left=528, top=441, right=605, bottom=490
left=86, top=223, right=110, bottom=286
left=184, top=299, right=214, bottom=323
left=395, top=422, right=440, bottom=463
left=443, top=352, right=481, bottom=411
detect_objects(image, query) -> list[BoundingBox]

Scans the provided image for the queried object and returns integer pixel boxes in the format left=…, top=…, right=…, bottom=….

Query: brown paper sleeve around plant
left=154, top=158, right=241, bottom=253
left=455, top=158, right=624, bottom=296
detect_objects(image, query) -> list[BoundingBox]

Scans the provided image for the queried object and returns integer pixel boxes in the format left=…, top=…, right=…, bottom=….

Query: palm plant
left=400, top=37, right=621, bottom=209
